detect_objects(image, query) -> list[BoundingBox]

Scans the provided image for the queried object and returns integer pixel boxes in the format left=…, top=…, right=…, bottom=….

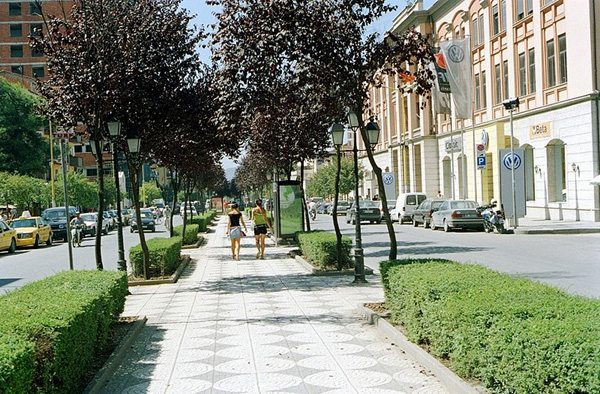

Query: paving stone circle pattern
left=100, top=216, right=449, bottom=394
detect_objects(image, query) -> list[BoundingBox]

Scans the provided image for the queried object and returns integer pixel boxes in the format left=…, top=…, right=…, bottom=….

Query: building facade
left=359, top=0, right=600, bottom=222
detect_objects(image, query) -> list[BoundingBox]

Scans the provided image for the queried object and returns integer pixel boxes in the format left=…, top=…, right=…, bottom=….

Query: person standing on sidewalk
left=227, top=203, right=247, bottom=261
left=252, top=199, right=272, bottom=259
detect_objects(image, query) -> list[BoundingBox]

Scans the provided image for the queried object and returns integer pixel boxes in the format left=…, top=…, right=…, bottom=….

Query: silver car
left=328, top=201, right=350, bottom=215
left=431, top=200, right=483, bottom=232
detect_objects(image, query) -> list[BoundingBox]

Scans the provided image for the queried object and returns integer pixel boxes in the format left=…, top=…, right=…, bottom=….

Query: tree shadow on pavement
left=365, top=245, right=490, bottom=258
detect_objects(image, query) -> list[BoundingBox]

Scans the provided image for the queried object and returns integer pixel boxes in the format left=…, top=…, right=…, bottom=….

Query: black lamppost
left=330, top=110, right=380, bottom=283
left=107, top=120, right=127, bottom=271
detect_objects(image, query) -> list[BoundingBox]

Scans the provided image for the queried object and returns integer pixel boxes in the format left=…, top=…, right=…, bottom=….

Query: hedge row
left=130, top=236, right=182, bottom=277
left=0, top=271, right=128, bottom=394
left=382, top=259, right=600, bottom=394
left=173, top=224, right=199, bottom=246
left=187, top=210, right=216, bottom=232
left=296, top=231, right=352, bottom=269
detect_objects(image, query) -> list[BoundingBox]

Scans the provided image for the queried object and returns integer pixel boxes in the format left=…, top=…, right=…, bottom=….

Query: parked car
left=346, top=201, right=381, bottom=224
left=431, top=200, right=483, bottom=232
left=328, top=201, right=350, bottom=215
left=42, top=207, right=77, bottom=242
left=392, top=193, right=427, bottom=223
left=317, top=202, right=331, bottom=214
left=378, top=201, right=396, bottom=220
left=0, top=220, right=17, bottom=253
left=80, top=213, right=111, bottom=236
left=180, top=204, right=197, bottom=218
left=412, top=199, right=446, bottom=228
left=10, top=216, right=53, bottom=248
left=130, top=209, right=156, bottom=233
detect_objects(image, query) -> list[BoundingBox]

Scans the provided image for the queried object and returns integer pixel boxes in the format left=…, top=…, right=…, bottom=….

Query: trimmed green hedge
left=296, top=231, right=352, bottom=269
left=383, top=260, right=600, bottom=394
left=130, top=236, right=182, bottom=277
left=173, top=224, right=199, bottom=245
left=0, top=271, right=127, bottom=394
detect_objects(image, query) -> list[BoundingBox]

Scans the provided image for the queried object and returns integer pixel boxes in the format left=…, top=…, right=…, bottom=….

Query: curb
left=181, top=236, right=205, bottom=250
left=294, top=255, right=374, bottom=276
left=83, top=316, right=148, bottom=394
left=128, top=256, right=191, bottom=286
left=357, top=306, right=487, bottom=394
left=515, top=228, right=600, bottom=235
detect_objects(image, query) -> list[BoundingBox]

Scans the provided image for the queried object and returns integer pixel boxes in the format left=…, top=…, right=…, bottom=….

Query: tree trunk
left=358, top=103, right=397, bottom=261
left=129, top=160, right=150, bottom=279
left=332, top=148, right=343, bottom=270
left=169, top=171, right=179, bottom=238
left=182, top=179, right=191, bottom=240
left=300, top=160, right=311, bottom=232
left=94, top=139, right=105, bottom=271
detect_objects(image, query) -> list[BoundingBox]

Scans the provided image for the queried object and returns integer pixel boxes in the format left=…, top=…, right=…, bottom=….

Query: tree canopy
left=307, top=157, right=363, bottom=198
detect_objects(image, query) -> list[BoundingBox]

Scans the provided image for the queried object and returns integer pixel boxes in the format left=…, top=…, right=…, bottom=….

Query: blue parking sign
left=477, top=155, right=486, bottom=169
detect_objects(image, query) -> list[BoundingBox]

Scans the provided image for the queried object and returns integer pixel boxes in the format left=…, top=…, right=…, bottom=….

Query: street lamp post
left=108, top=120, right=127, bottom=271
left=503, top=97, right=520, bottom=229
left=330, top=112, right=380, bottom=284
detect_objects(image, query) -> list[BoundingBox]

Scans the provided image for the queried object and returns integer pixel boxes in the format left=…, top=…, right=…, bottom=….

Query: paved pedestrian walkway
left=99, top=216, right=449, bottom=394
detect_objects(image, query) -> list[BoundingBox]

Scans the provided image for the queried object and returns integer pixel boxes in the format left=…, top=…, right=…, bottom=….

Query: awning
left=590, top=175, right=600, bottom=186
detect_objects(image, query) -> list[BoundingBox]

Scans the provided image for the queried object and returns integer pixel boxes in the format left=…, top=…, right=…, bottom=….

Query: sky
left=180, top=0, right=437, bottom=175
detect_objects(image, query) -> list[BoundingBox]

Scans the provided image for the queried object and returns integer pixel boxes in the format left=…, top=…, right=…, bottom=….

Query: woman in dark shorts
left=252, top=199, right=272, bottom=259
left=227, top=203, right=247, bottom=261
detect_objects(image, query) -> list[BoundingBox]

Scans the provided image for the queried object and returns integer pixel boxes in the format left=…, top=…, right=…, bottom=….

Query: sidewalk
left=514, top=217, right=600, bottom=234
left=99, top=216, right=449, bottom=394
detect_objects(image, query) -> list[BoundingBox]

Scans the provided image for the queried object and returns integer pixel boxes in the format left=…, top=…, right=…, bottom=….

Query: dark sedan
left=412, top=199, right=446, bottom=228
left=346, top=201, right=381, bottom=224
left=130, top=210, right=156, bottom=233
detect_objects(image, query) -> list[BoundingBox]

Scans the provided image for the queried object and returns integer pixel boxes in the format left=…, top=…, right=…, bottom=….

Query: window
left=10, top=24, right=22, bottom=38
left=74, top=145, right=83, bottom=153
left=482, top=71, right=487, bottom=108
left=11, top=45, right=23, bottom=58
left=527, top=0, right=533, bottom=14
left=32, top=66, right=44, bottom=78
left=546, top=140, right=566, bottom=202
left=503, top=60, right=509, bottom=100
left=30, top=23, right=43, bottom=37
left=558, top=34, right=567, bottom=84
left=546, top=39, right=556, bottom=87
left=495, top=64, right=502, bottom=104
left=515, top=0, right=533, bottom=21
left=31, top=47, right=43, bottom=58
left=524, top=146, right=535, bottom=201
left=11, top=66, right=23, bottom=75
left=473, top=17, right=479, bottom=46
left=86, top=168, right=98, bottom=177
left=29, top=2, right=42, bottom=15
left=479, top=13, right=485, bottom=43
left=528, top=48, right=536, bottom=93
left=492, top=4, right=499, bottom=35
left=518, top=53, right=527, bottom=96
left=475, top=73, right=481, bottom=110
left=9, top=3, right=21, bottom=16
left=516, top=0, right=524, bottom=20
left=500, top=0, right=507, bottom=32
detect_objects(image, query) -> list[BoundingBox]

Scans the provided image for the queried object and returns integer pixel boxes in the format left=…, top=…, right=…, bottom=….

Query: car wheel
left=130, top=227, right=134, bottom=233
left=92, top=228, right=96, bottom=237
left=351, top=217, right=356, bottom=225
left=412, top=218, right=418, bottom=227
left=8, top=238, right=16, bottom=253
left=424, top=219, right=430, bottom=229
left=431, top=220, right=437, bottom=230
left=46, top=234, right=53, bottom=246
left=444, top=220, right=452, bottom=232
left=33, top=235, right=39, bottom=248
left=376, top=220, right=381, bottom=224
left=152, top=227, right=156, bottom=233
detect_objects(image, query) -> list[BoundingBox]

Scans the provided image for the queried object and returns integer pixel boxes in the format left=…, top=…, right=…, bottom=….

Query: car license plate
left=363, top=210, right=373, bottom=213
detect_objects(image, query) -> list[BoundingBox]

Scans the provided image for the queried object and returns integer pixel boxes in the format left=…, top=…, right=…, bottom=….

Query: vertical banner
left=277, top=181, right=303, bottom=238
left=382, top=172, right=397, bottom=203
left=499, top=149, right=526, bottom=218
left=440, top=38, right=473, bottom=119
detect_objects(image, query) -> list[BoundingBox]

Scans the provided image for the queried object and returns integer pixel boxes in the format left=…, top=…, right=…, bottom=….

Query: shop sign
left=444, top=136, right=462, bottom=153
left=529, top=122, right=551, bottom=140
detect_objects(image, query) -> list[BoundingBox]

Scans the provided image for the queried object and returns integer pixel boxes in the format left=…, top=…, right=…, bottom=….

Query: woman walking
left=227, top=203, right=247, bottom=261
left=252, top=199, right=272, bottom=259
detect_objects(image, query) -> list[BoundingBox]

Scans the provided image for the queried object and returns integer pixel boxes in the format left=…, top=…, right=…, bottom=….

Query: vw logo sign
left=481, top=130, right=488, bottom=147
left=503, top=152, right=522, bottom=170
left=447, top=45, right=465, bottom=63
left=383, top=174, right=394, bottom=185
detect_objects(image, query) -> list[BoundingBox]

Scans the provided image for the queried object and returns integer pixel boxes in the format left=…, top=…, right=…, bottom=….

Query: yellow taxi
left=10, top=216, right=53, bottom=248
left=0, top=220, right=17, bottom=253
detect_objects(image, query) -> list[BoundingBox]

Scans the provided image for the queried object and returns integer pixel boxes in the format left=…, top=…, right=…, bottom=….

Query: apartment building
left=0, top=0, right=73, bottom=79
left=360, top=0, right=600, bottom=222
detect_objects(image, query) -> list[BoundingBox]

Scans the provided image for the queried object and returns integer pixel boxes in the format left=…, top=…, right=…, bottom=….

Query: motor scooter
left=310, top=209, right=317, bottom=221
left=71, top=224, right=83, bottom=247
left=477, top=204, right=507, bottom=234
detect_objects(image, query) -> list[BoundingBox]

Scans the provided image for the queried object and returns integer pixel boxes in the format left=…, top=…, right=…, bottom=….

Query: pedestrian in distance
left=436, top=190, right=444, bottom=198
left=252, top=199, right=272, bottom=259
left=227, top=203, right=247, bottom=261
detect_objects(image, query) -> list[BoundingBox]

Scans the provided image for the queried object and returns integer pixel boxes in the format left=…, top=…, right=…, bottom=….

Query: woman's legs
left=260, top=234, right=266, bottom=258
left=235, top=239, right=241, bottom=260
left=230, top=239, right=236, bottom=259
left=254, top=235, right=261, bottom=258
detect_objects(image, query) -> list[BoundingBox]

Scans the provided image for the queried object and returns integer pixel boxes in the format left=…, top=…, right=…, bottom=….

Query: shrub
left=0, top=271, right=127, bottom=394
left=384, top=260, right=600, bottom=394
left=296, top=231, right=352, bottom=269
left=130, top=236, right=182, bottom=277
left=380, top=259, right=452, bottom=297
left=188, top=216, right=207, bottom=232
left=173, top=224, right=199, bottom=245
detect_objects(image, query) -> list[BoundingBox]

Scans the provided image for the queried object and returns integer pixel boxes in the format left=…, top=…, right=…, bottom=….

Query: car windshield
left=360, top=201, right=379, bottom=208
left=338, top=202, right=349, bottom=206
left=141, top=211, right=153, bottom=219
left=431, top=201, right=445, bottom=209
left=81, top=214, right=96, bottom=221
left=121, top=210, right=129, bottom=215
left=44, top=211, right=66, bottom=220
left=11, top=219, right=37, bottom=228
left=450, top=201, right=479, bottom=209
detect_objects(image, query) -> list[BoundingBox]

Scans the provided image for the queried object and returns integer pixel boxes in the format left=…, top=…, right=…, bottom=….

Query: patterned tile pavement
left=99, top=217, right=449, bottom=394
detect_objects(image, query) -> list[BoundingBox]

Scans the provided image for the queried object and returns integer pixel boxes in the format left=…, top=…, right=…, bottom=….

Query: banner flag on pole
left=429, top=62, right=452, bottom=114
left=440, top=38, right=473, bottom=120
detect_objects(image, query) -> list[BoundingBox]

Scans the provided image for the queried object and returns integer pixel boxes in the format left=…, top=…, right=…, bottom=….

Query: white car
left=180, top=205, right=197, bottom=218
left=80, top=213, right=110, bottom=236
